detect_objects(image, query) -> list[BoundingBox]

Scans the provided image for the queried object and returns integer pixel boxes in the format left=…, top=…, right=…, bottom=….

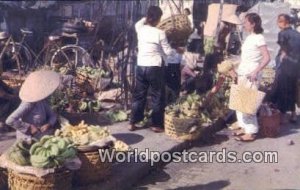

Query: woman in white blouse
left=129, top=6, right=184, bottom=132
left=232, top=13, right=270, bottom=141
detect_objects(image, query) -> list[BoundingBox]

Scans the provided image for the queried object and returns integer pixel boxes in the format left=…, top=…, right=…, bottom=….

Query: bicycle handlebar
left=20, top=28, right=33, bottom=36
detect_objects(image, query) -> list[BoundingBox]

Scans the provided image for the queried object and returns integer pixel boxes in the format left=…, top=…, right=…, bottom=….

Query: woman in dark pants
left=271, top=14, right=300, bottom=123
left=129, top=6, right=184, bottom=132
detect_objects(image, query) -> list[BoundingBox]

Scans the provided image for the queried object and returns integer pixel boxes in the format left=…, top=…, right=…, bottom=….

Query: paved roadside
left=134, top=121, right=300, bottom=190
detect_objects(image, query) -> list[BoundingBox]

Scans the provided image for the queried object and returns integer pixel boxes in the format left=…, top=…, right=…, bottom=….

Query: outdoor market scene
left=0, top=0, right=300, bottom=189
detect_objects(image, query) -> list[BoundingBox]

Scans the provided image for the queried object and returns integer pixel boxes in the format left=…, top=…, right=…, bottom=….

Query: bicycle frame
left=0, top=36, right=22, bottom=75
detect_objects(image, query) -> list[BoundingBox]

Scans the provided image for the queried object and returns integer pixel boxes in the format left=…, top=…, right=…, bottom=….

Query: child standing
left=164, top=44, right=183, bottom=99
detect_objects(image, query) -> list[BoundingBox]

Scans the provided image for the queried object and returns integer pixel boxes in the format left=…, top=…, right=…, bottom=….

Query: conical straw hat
left=222, top=14, right=242, bottom=25
left=19, top=70, right=61, bottom=102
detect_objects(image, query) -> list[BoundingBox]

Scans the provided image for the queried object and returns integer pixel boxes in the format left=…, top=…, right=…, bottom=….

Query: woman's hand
left=176, top=47, right=185, bottom=54
left=228, top=70, right=238, bottom=80
left=40, top=124, right=51, bottom=133
left=30, top=125, right=39, bottom=135
left=246, top=71, right=258, bottom=82
left=280, top=51, right=286, bottom=62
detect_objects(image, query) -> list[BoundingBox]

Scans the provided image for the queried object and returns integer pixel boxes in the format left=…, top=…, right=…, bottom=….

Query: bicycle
left=0, top=28, right=33, bottom=76
left=32, top=32, right=94, bottom=71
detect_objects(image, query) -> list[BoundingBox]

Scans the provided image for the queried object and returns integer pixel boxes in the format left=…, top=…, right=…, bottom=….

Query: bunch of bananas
left=30, top=135, right=76, bottom=169
left=217, top=60, right=235, bottom=74
left=166, top=75, right=233, bottom=125
left=113, top=140, right=130, bottom=152
left=166, top=93, right=206, bottom=117
left=8, top=141, right=31, bottom=166
left=55, top=120, right=110, bottom=146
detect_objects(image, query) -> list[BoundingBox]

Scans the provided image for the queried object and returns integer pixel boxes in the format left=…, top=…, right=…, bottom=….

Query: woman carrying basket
left=129, top=6, right=184, bottom=132
left=6, top=70, right=60, bottom=141
left=230, top=13, right=270, bottom=142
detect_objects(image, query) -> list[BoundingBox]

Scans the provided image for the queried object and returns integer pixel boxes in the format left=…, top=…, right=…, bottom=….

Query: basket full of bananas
left=55, top=119, right=115, bottom=185
left=164, top=93, right=209, bottom=141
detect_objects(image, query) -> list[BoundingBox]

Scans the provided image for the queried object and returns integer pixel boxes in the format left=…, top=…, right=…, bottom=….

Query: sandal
left=232, top=129, right=245, bottom=136
left=234, top=134, right=256, bottom=142
left=128, top=124, right=137, bottom=131
left=150, top=127, right=164, bottom=133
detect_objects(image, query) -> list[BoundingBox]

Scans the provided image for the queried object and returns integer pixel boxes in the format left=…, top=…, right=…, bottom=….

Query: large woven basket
left=164, top=113, right=201, bottom=141
left=259, top=109, right=281, bottom=138
left=8, top=169, right=72, bottom=190
left=229, top=84, right=266, bottom=115
left=74, top=148, right=112, bottom=185
left=157, top=14, right=192, bottom=45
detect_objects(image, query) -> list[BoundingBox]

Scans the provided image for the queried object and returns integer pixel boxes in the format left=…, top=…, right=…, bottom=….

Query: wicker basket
left=157, top=14, right=192, bottom=45
left=180, top=107, right=199, bottom=117
left=8, top=169, right=72, bottom=190
left=3, top=79, right=23, bottom=88
left=74, top=148, right=112, bottom=185
left=229, top=84, right=266, bottom=115
left=259, top=110, right=281, bottom=138
left=164, top=113, right=200, bottom=141
left=262, top=67, right=275, bottom=84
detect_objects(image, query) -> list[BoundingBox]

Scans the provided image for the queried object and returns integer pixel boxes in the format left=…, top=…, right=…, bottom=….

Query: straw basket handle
left=166, top=0, right=176, bottom=29
left=166, top=0, right=185, bottom=29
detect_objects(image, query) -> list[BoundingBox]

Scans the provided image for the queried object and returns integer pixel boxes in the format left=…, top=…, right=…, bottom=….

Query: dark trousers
left=165, top=63, right=181, bottom=97
left=270, top=57, right=299, bottom=113
left=187, top=39, right=203, bottom=54
left=130, top=66, right=165, bottom=127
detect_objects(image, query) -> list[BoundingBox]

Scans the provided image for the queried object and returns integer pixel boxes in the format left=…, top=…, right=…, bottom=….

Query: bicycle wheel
left=2, top=42, right=32, bottom=74
left=50, top=45, right=94, bottom=69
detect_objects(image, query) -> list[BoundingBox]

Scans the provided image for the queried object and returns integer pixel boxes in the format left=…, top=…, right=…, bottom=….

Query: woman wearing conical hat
left=6, top=70, right=61, bottom=141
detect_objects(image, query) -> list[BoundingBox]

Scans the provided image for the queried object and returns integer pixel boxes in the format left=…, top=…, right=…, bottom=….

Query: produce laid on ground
left=7, top=136, right=76, bottom=169
left=106, top=110, right=128, bottom=122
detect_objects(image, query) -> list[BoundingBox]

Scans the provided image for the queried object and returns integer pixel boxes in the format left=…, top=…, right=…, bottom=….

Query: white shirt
left=181, top=52, right=199, bottom=70
left=188, top=29, right=201, bottom=40
left=237, top=33, right=266, bottom=75
left=164, top=52, right=182, bottom=65
left=135, top=18, right=175, bottom=67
